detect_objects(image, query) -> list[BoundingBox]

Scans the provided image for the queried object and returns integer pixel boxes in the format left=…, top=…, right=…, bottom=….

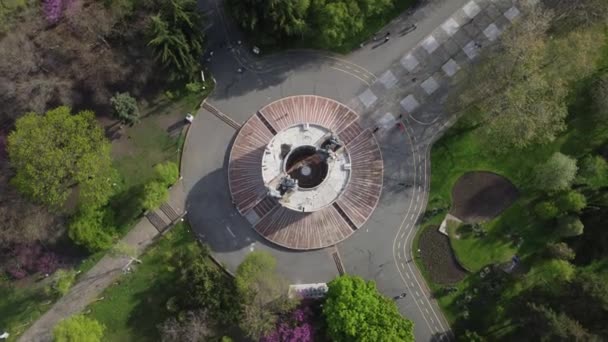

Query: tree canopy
left=53, top=315, right=105, bottom=342
left=229, top=0, right=394, bottom=48
left=235, top=251, right=293, bottom=340
left=533, top=153, right=578, bottom=192
left=7, top=106, right=117, bottom=210
left=110, top=92, right=140, bottom=125
left=323, top=275, right=414, bottom=342
left=456, top=1, right=602, bottom=150
left=147, top=0, right=205, bottom=79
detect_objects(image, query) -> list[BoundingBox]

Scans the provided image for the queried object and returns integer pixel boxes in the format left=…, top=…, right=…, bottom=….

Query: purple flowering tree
left=261, top=304, right=316, bottom=342
left=42, top=0, right=75, bottom=23
left=5, top=243, right=60, bottom=279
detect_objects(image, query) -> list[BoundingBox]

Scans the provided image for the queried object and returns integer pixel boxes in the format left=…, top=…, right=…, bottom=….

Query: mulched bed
left=450, top=171, right=519, bottom=223
left=419, top=226, right=467, bottom=285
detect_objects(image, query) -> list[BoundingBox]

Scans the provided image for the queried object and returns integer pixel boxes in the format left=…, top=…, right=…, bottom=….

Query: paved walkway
left=18, top=183, right=187, bottom=342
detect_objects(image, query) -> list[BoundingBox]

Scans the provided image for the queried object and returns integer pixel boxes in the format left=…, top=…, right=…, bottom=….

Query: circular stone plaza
left=228, top=95, right=384, bottom=250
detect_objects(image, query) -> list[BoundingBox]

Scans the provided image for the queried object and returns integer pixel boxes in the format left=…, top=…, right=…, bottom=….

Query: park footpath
left=17, top=183, right=187, bottom=342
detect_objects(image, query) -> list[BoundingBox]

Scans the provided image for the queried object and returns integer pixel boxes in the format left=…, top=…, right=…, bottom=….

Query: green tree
left=524, top=303, right=594, bottom=341
left=576, top=155, right=608, bottom=189
left=316, top=1, right=364, bottom=47
left=177, top=245, right=241, bottom=325
left=525, top=260, right=575, bottom=291
left=533, top=153, right=578, bottom=192
left=68, top=208, right=114, bottom=252
left=235, top=251, right=292, bottom=340
left=556, top=191, right=587, bottom=214
left=53, top=315, right=105, bottom=342
left=545, top=242, right=575, bottom=261
left=456, top=2, right=601, bottom=150
left=148, top=0, right=204, bottom=79
left=141, top=181, right=169, bottom=210
left=110, top=92, right=140, bottom=125
left=155, top=161, right=179, bottom=187
left=557, top=215, right=584, bottom=237
left=323, top=275, right=414, bottom=342
left=7, top=106, right=117, bottom=209
left=535, top=201, right=560, bottom=220
left=50, top=269, right=78, bottom=296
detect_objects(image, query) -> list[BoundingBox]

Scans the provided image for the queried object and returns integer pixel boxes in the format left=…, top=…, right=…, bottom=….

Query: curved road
left=184, top=0, right=519, bottom=340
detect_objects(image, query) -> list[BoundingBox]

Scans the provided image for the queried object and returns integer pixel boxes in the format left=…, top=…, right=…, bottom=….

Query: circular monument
left=228, top=95, right=383, bottom=250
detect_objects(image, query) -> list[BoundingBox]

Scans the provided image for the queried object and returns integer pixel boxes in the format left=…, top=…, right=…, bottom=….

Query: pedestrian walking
left=411, top=77, right=417, bottom=83
left=384, top=36, right=390, bottom=43
left=372, top=126, right=380, bottom=133
left=474, top=42, right=482, bottom=49
left=398, top=114, right=403, bottom=119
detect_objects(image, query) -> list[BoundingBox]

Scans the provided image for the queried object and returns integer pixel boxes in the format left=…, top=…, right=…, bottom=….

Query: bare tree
left=158, top=310, right=213, bottom=342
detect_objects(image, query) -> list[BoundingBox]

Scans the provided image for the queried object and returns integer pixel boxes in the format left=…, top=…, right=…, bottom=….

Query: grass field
left=87, top=223, right=201, bottom=341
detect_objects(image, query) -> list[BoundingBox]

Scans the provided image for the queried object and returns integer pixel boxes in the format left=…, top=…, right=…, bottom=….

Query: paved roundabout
left=229, top=95, right=383, bottom=249
left=182, top=0, right=521, bottom=340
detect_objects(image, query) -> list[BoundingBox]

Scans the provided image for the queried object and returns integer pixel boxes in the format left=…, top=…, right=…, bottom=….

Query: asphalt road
left=184, top=0, right=518, bottom=340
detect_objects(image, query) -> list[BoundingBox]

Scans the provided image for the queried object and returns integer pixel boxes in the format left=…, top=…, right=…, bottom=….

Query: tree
left=592, top=73, right=608, bottom=122
left=557, top=215, right=584, bottom=237
left=533, top=153, right=578, bottom=192
left=155, top=161, right=179, bottom=187
left=110, top=92, right=139, bottom=125
left=456, top=2, right=566, bottom=150
left=53, top=315, right=104, bottom=342
left=316, top=1, right=364, bottom=47
left=523, top=303, right=595, bottom=341
left=68, top=208, right=114, bottom=252
left=50, top=269, right=78, bottom=296
left=556, top=191, right=587, bottom=214
left=323, top=275, right=414, bottom=342
left=545, top=242, right=575, bottom=261
left=525, top=260, right=575, bottom=291
left=141, top=181, right=169, bottom=210
left=147, top=0, right=204, bottom=79
left=534, top=201, right=560, bottom=220
left=576, top=155, right=608, bottom=189
left=456, top=2, right=602, bottom=150
left=7, top=106, right=118, bottom=209
left=543, top=0, right=608, bottom=30
left=236, top=251, right=292, bottom=340
left=177, top=244, right=241, bottom=325
left=158, top=310, right=212, bottom=342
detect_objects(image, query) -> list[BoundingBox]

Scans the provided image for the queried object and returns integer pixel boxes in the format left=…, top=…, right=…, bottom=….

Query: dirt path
left=17, top=183, right=187, bottom=342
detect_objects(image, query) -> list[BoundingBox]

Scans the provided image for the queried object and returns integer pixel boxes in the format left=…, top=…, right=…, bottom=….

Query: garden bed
left=450, top=171, right=519, bottom=223
left=419, top=226, right=467, bottom=285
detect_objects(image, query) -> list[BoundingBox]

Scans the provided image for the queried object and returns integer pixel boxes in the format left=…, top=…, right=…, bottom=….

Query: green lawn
left=87, top=223, right=201, bottom=341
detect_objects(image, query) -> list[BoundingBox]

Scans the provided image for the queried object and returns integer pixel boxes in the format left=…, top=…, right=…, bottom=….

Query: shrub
left=556, top=215, right=584, bottom=237
left=154, top=161, right=179, bottom=187
left=533, top=153, right=578, bottom=192
left=110, top=92, right=140, bottom=125
left=68, top=209, right=114, bottom=252
left=534, top=201, right=560, bottom=220
left=185, top=82, right=206, bottom=93
left=141, top=181, right=169, bottom=210
left=51, top=269, right=77, bottom=296
left=556, top=191, right=587, bottom=214
left=53, top=315, right=104, bottom=342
